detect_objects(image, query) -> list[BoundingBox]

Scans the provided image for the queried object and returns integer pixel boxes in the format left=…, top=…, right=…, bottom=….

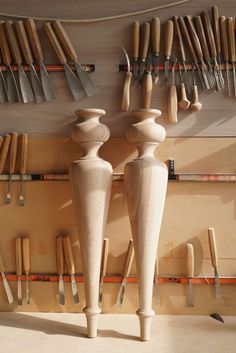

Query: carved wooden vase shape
left=124, top=109, right=168, bottom=341
left=70, top=108, right=113, bottom=338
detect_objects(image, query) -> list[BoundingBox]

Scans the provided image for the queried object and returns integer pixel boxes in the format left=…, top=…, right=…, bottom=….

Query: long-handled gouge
left=186, top=243, right=194, bottom=307
left=131, top=21, right=140, bottom=82
left=0, top=134, right=11, bottom=174
left=138, top=22, right=150, bottom=85
left=116, top=239, right=134, bottom=307
left=151, top=17, right=160, bottom=84
left=0, top=250, right=14, bottom=303
left=142, top=50, right=152, bottom=109
left=219, top=16, right=230, bottom=96
left=121, top=46, right=132, bottom=111
left=18, top=133, right=28, bottom=206
left=99, top=238, right=109, bottom=306
left=208, top=228, right=220, bottom=299
left=226, top=17, right=236, bottom=97
left=164, top=20, right=174, bottom=84
left=63, top=236, right=79, bottom=304
left=5, top=132, right=18, bottom=204
left=212, top=6, right=224, bottom=88
left=177, top=60, right=190, bottom=110
left=190, top=66, right=202, bottom=111
left=16, top=237, right=22, bottom=305
left=22, top=237, right=30, bottom=304
left=168, top=57, right=178, bottom=123
left=56, top=236, right=65, bottom=305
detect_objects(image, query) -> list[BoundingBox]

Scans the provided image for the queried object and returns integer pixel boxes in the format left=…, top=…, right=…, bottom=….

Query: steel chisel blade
left=71, top=274, right=79, bottom=304
left=75, top=61, right=99, bottom=97
left=2, top=272, right=13, bottom=304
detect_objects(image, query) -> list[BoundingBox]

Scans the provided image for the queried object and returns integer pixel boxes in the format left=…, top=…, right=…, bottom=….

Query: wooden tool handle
left=19, top=133, right=28, bottom=175
left=9, top=132, right=18, bottom=174
left=62, top=236, right=75, bottom=275
left=173, top=16, right=185, bottom=62
left=121, top=71, right=132, bottom=111
left=212, top=6, right=221, bottom=55
left=131, top=21, right=140, bottom=59
left=0, top=22, right=12, bottom=65
left=208, top=228, right=218, bottom=271
left=15, top=21, right=33, bottom=65
left=190, top=85, right=202, bottom=112
left=151, top=17, right=160, bottom=54
left=201, top=11, right=217, bottom=59
left=226, top=17, right=236, bottom=62
left=44, top=23, right=67, bottom=64
left=56, top=236, right=64, bottom=275
left=186, top=243, right=194, bottom=278
left=168, top=85, right=178, bottom=123
left=178, top=83, right=190, bottom=110
left=219, top=16, right=229, bottom=62
left=123, top=239, right=134, bottom=277
left=52, top=21, right=78, bottom=61
left=22, top=237, right=30, bottom=275
left=178, top=17, right=197, bottom=63
left=184, top=16, right=203, bottom=60
left=16, top=237, right=22, bottom=276
left=100, top=238, right=109, bottom=278
left=24, top=19, right=44, bottom=63
left=142, top=73, right=152, bottom=109
left=0, top=135, right=11, bottom=174
left=193, top=16, right=211, bottom=62
left=140, top=22, right=150, bottom=61
left=164, top=20, right=174, bottom=58
left=0, top=251, right=5, bottom=272
left=4, top=21, right=23, bottom=64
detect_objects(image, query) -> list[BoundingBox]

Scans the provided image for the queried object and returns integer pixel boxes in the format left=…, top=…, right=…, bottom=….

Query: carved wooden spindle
left=124, top=109, right=168, bottom=341
left=70, top=108, right=113, bottom=338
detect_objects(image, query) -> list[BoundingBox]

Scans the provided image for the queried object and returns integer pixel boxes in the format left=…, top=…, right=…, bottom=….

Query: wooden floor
left=0, top=313, right=235, bottom=352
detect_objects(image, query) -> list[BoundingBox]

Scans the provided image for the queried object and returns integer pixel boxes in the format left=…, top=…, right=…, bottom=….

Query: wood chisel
left=121, top=46, right=132, bottom=111
left=56, top=236, right=65, bottom=305
left=18, top=133, right=28, bottom=206
left=138, top=22, right=150, bottom=85
left=212, top=6, right=224, bottom=89
left=164, top=20, right=174, bottom=84
left=168, top=57, right=178, bottom=123
left=116, top=239, right=134, bottom=307
left=99, top=238, right=109, bottom=306
left=22, top=237, right=30, bottom=304
left=63, top=236, right=79, bottom=304
left=4, top=21, right=35, bottom=103
left=186, top=243, right=194, bottom=307
left=52, top=21, right=99, bottom=97
left=16, top=237, right=23, bottom=305
left=208, top=228, right=220, bottom=299
left=131, top=21, right=140, bottom=82
left=219, top=16, right=230, bottom=96
left=226, top=17, right=236, bottom=97
left=177, top=59, right=190, bottom=110
left=0, top=51, right=8, bottom=103
left=0, top=250, right=14, bottom=303
left=142, top=50, right=153, bottom=109
left=24, top=18, right=55, bottom=102
left=5, top=132, right=18, bottom=204
left=190, top=66, right=202, bottom=111
left=151, top=17, right=160, bottom=84
left=0, top=135, right=10, bottom=174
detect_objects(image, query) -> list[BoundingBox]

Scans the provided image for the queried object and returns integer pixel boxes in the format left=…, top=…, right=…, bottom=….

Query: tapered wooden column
left=124, top=109, right=168, bottom=341
left=70, top=108, right=113, bottom=338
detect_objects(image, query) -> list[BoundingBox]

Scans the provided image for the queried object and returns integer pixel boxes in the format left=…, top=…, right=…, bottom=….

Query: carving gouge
left=63, top=236, right=79, bottom=304
left=138, top=23, right=150, bottom=85
left=56, top=236, right=65, bottom=305
left=142, top=50, right=152, bottom=109
left=226, top=17, right=236, bottom=97
left=52, top=21, right=99, bottom=97
left=22, top=237, right=30, bottom=304
left=0, top=134, right=11, bottom=174
left=190, top=66, right=202, bottom=111
left=151, top=17, right=160, bottom=84
left=99, top=238, right=109, bottom=306
left=186, top=243, right=194, bottom=307
left=18, top=133, right=28, bottom=206
left=5, top=132, right=18, bottom=204
left=16, top=237, right=23, bottom=305
left=121, top=46, right=132, bottom=111
left=208, top=228, right=220, bottom=299
left=0, top=250, right=14, bottom=303
left=116, top=239, right=134, bottom=307
left=168, top=57, right=178, bottom=123
left=164, top=20, right=174, bottom=84
left=219, top=16, right=230, bottom=96
left=212, top=6, right=224, bottom=89
left=131, top=21, right=140, bottom=82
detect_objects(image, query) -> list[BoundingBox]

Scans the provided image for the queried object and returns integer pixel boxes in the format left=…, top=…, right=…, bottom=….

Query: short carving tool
left=15, top=21, right=45, bottom=104
left=5, top=132, right=18, bottom=204
left=56, top=236, right=65, bottom=305
left=0, top=250, right=14, bottom=303
left=168, top=57, right=178, bottom=123
left=121, top=46, right=132, bottom=111
left=138, top=22, right=150, bottom=85
left=226, top=17, right=236, bottom=97
left=219, top=16, right=230, bottom=96
left=63, top=236, right=79, bottom=304
left=186, top=243, right=194, bottom=307
left=0, top=134, right=11, bottom=174
left=151, top=17, right=160, bottom=84
left=4, top=21, right=35, bottom=103
left=44, top=22, right=84, bottom=101
left=16, top=237, right=23, bottom=305
left=208, top=228, right=220, bottom=299
left=116, top=239, right=134, bottom=307
left=190, top=66, right=202, bottom=111
left=212, top=6, right=224, bottom=89
left=18, top=133, right=28, bottom=206
left=177, top=60, right=190, bottom=110
left=99, top=238, right=109, bottom=306
left=0, top=51, right=8, bottom=103
left=164, top=20, right=174, bottom=84
left=0, top=22, right=20, bottom=103
left=52, top=21, right=99, bottom=97
left=142, top=50, right=152, bottom=109
left=25, top=18, right=55, bottom=102
left=22, top=237, right=30, bottom=304
left=131, top=21, right=140, bottom=82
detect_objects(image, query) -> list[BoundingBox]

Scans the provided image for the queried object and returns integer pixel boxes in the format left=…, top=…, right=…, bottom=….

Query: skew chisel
left=0, top=249, right=14, bottom=303
left=164, top=20, right=174, bottom=84
left=22, top=237, right=30, bottom=304
left=186, top=243, right=194, bottom=307
left=208, top=228, right=220, bottom=299
left=99, top=238, right=109, bottom=306
left=16, top=237, right=22, bottom=305
left=56, top=236, right=65, bottom=305
left=131, top=21, right=140, bottom=82
left=63, top=236, right=79, bottom=304
left=138, top=23, right=150, bottom=85
left=219, top=16, right=230, bottom=96
left=151, top=17, right=160, bottom=84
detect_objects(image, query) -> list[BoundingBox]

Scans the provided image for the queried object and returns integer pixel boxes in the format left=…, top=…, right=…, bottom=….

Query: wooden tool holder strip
left=0, top=64, right=95, bottom=72
left=119, top=63, right=235, bottom=72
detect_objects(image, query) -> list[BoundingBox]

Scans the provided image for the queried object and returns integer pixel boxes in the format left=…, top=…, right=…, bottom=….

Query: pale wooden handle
left=164, top=20, right=174, bottom=58
left=121, top=71, right=132, bottom=111
left=9, top=132, right=18, bottom=174
left=24, top=19, right=44, bottom=63
left=123, top=239, right=134, bottom=277
left=15, top=21, right=33, bottom=65
left=44, top=23, right=67, bottom=64
left=56, top=236, right=64, bottom=275
left=178, top=83, right=190, bottom=110
left=208, top=228, right=218, bottom=271
left=201, top=11, right=217, bottom=59
left=190, top=85, right=202, bottom=112
left=212, top=6, right=221, bottom=54
left=226, top=17, right=236, bottom=62
left=173, top=16, right=185, bottom=62
left=186, top=243, right=194, bottom=278
left=178, top=17, right=197, bottom=63
left=22, top=237, right=30, bottom=275
left=52, top=21, right=78, bottom=61
left=100, top=238, right=109, bottom=278
left=0, top=135, right=11, bottom=174
left=140, top=22, right=150, bottom=61
left=0, top=22, right=12, bottom=65
left=151, top=17, right=160, bottom=54
left=4, top=21, right=23, bottom=64
left=193, top=16, right=211, bottom=62
left=0, top=252, right=5, bottom=272
left=63, top=236, right=75, bottom=275
left=184, top=16, right=203, bottom=60
left=131, top=21, right=140, bottom=59
left=219, top=16, right=229, bottom=62
left=142, top=73, right=152, bottom=109
left=168, top=85, right=178, bottom=123
left=19, top=133, right=28, bottom=175
left=16, top=237, right=22, bottom=276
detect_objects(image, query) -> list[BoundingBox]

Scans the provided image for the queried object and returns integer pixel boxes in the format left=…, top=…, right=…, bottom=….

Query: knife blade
left=0, top=251, right=13, bottom=303
left=63, top=236, right=79, bottom=304
left=208, top=228, right=220, bottom=299
left=99, top=238, right=109, bottom=306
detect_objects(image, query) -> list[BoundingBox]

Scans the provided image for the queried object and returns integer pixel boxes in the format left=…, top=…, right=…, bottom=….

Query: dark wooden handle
left=173, top=16, right=185, bottom=62
left=151, top=17, right=160, bottom=54
left=0, top=134, right=11, bottom=174
left=9, top=132, right=18, bottom=174
left=52, top=21, right=78, bottom=61
left=164, top=20, right=174, bottom=58
left=4, top=21, right=23, bottom=64
left=15, top=21, right=33, bottom=65
left=131, top=21, right=140, bottom=59
left=184, top=16, right=203, bottom=60
left=201, top=11, right=217, bottom=59
left=193, top=16, right=211, bottom=62
left=226, top=17, right=236, bottom=62
left=0, top=22, right=12, bottom=65
left=212, top=6, right=221, bottom=55
left=178, top=17, right=197, bottom=63
left=140, top=22, right=150, bottom=61
left=219, top=16, right=229, bottom=62
left=44, top=23, right=67, bottom=64
left=19, top=133, right=28, bottom=175
left=24, top=19, right=44, bottom=63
